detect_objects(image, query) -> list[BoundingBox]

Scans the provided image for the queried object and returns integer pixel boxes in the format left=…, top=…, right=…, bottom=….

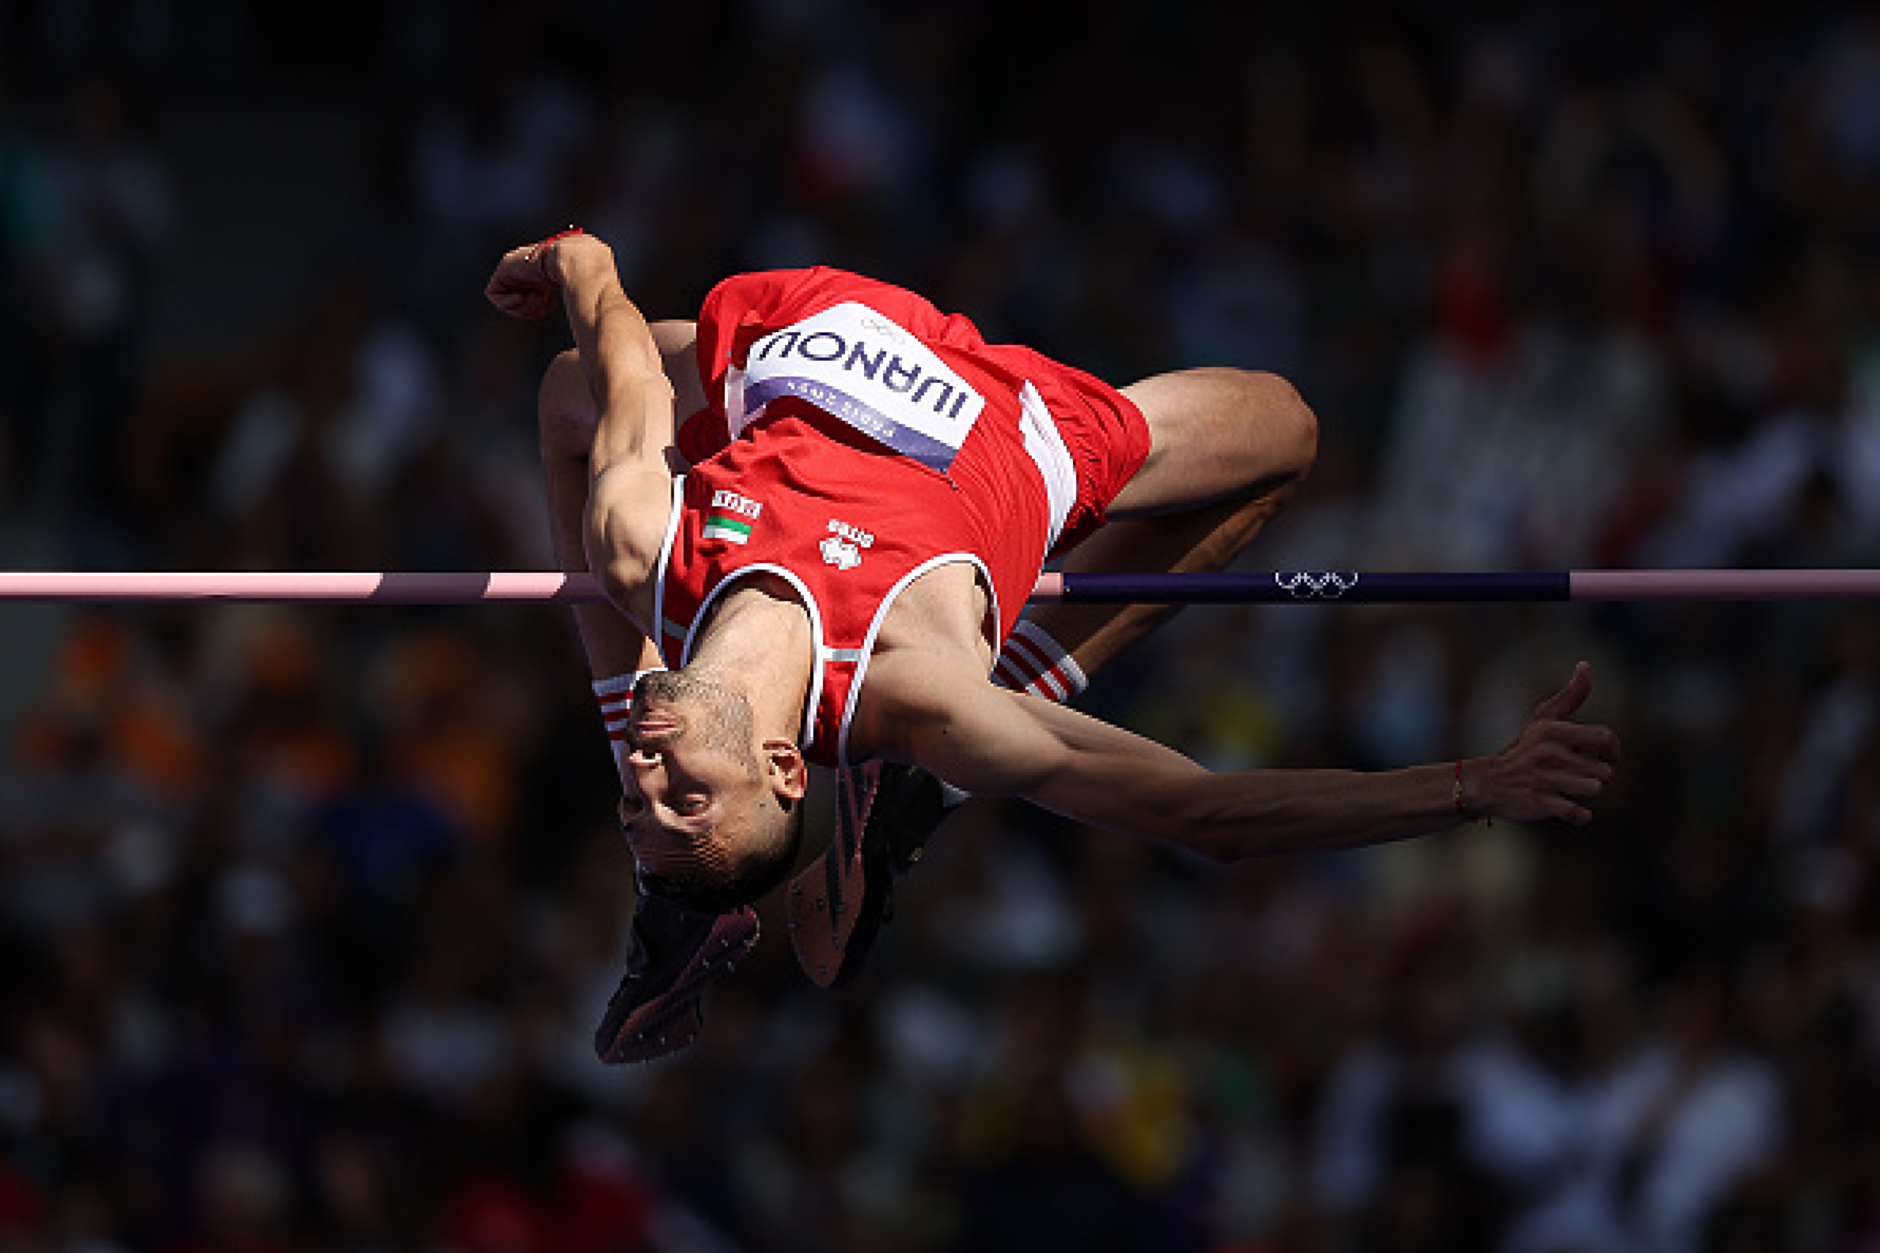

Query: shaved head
left=624, top=669, right=805, bottom=911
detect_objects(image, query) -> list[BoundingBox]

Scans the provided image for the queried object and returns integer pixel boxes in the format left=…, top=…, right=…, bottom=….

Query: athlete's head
left=618, top=669, right=806, bottom=912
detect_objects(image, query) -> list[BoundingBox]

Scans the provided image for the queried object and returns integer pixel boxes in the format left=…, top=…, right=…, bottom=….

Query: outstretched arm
left=895, top=662, right=1619, bottom=862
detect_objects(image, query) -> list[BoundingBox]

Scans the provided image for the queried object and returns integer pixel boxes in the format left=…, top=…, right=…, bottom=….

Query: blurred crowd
left=3, top=1, right=1880, bottom=1250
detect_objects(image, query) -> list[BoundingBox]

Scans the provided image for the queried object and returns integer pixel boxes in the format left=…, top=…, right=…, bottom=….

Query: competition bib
left=725, top=302, right=987, bottom=471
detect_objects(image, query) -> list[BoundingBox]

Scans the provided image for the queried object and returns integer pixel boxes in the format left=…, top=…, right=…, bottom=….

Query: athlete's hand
left=485, top=242, right=558, bottom=320
left=485, top=229, right=588, bottom=320
left=1467, top=663, right=1621, bottom=826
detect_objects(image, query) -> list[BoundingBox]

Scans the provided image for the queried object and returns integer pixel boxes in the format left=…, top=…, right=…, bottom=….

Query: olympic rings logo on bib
left=731, top=302, right=987, bottom=472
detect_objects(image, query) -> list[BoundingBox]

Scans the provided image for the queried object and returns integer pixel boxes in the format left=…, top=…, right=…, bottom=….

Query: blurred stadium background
left=2, top=2, right=1878, bottom=1250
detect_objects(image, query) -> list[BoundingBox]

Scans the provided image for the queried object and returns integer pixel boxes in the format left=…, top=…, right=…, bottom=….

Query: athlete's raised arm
left=487, top=231, right=677, bottom=620
left=889, top=661, right=1619, bottom=861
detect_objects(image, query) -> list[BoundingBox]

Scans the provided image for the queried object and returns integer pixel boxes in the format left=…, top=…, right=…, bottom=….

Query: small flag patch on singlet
left=703, top=513, right=754, bottom=544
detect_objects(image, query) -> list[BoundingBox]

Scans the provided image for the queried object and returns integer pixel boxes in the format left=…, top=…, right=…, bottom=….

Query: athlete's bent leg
left=1111, top=367, right=1317, bottom=516
left=1025, top=367, right=1318, bottom=677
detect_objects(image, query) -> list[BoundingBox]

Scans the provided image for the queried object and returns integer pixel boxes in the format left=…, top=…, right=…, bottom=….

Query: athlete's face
left=617, top=671, right=767, bottom=879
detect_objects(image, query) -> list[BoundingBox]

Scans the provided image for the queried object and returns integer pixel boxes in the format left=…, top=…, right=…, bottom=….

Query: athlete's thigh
left=1108, top=367, right=1316, bottom=516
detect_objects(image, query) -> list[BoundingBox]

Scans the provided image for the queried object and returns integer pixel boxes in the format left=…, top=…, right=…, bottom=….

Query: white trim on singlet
left=650, top=476, right=686, bottom=662
left=835, top=552, right=996, bottom=770
left=679, top=563, right=829, bottom=752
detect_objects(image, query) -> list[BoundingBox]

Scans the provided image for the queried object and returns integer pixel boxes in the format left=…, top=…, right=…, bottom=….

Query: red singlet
left=655, top=267, right=1149, bottom=767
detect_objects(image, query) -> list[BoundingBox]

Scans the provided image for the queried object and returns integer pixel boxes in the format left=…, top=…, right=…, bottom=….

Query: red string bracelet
left=526, top=226, right=585, bottom=284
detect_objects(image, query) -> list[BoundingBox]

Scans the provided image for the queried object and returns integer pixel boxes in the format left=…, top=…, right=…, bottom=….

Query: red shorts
left=994, top=341, right=1150, bottom=555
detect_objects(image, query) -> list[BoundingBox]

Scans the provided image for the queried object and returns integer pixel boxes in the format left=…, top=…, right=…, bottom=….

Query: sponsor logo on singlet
left=703, top=489, right=762, bottom=544
left=730, top=302, right=987, bottom=471
left=819, top=518, right=874, bottom=570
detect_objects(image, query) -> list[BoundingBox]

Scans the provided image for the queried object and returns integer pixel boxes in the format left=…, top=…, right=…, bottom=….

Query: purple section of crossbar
left=1, top=569, right=1877, bottom=605
left=1044, top=570, right=1880, bottom=604
left=1043, top=571, right=1573, bottom=603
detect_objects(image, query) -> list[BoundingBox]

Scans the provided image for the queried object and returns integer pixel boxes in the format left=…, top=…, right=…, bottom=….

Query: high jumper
left=479, top=228, right=1620, bottom=1061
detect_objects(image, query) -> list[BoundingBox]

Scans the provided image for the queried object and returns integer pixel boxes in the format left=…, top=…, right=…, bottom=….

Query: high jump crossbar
left=0, top=569, right=1876, bottom=604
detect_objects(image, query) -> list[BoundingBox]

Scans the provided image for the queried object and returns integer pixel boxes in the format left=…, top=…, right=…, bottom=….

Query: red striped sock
left=993, top=620, right=1088, bottom=704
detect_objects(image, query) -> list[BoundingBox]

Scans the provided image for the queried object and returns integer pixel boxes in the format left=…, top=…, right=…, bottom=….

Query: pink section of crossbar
left=1569, top=569, right=1880, bottom=600
left=0, top=571, right=610, bottom=603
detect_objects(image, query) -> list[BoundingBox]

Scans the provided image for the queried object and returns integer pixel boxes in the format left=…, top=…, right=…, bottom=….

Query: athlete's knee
left=1226, top=368, right=1316, bottom=487
left=1261, top=371, right=1318, bottom=483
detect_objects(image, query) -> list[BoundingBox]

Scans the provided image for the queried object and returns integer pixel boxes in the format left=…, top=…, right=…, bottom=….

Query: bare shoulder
left=875, top=560, right=996, bottom=655
left=861, top=646, right=1196, bottom=814
left=850, top=560, right=1000, bottom=756
left=849, top=641, right=990, bottom=762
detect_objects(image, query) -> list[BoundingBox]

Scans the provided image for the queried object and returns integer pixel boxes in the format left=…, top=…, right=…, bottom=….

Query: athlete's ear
left=761, top=738, right=808, bottom=805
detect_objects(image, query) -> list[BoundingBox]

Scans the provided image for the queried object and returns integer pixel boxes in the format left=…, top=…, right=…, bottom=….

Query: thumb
left=1531, top=661, right=1593, bottom=722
